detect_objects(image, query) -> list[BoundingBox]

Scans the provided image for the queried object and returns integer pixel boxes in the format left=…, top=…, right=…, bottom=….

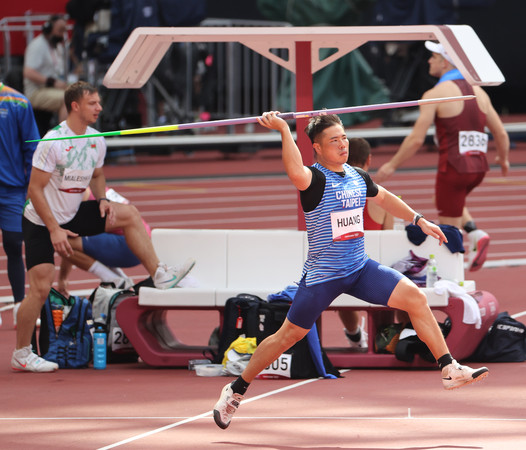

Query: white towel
left=434, top=280, right=482, bottom=329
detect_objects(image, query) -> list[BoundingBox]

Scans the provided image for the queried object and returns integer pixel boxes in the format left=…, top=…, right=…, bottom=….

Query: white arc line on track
left=97, top=376, right=333, bottom=450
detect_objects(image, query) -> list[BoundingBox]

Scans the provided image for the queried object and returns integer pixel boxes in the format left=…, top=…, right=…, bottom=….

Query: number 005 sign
left=257, top=353, right=292, bottom=379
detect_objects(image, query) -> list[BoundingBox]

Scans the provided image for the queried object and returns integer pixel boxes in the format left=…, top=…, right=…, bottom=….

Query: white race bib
left=58, top=168, right=92, bottom=193
left=330, top=208, right=364, bottom=241
left=458, top=130, right=488, bottom=154
left=111, top=326, right=134, bottom=351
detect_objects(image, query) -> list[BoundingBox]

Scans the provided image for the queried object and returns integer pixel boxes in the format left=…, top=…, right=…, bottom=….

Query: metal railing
left=201, top=18, right=291, bottom=120
left=141, top=18, right=292, bottom=131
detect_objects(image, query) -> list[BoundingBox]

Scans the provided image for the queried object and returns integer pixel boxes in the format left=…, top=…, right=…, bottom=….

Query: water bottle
left=93, top=324, right=107, bottom=370
left=426, top=254, right=438, bottom=288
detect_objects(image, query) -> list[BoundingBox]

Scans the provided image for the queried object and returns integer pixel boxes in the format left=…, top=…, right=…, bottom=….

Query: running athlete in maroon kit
left=376, top=41, right=509, bottom=271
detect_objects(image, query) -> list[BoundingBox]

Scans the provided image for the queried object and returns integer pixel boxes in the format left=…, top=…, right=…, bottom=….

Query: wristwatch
left=413, top=213, right=424, bottom=226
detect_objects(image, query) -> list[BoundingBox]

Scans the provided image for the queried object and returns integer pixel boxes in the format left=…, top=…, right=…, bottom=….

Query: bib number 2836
left=459, top=130, right=488, bottom=154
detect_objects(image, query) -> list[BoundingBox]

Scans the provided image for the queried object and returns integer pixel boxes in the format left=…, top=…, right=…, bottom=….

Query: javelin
left=27, top=95, right=475, bottom=143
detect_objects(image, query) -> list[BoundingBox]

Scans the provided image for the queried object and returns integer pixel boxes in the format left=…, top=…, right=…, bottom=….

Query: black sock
left=437, top=353, right=454, bottom=370
left=463, top=221, right=477, bottom=233
left=231, top=376, right=250, bottom=396
left=346, top=328, right=361, bottom=343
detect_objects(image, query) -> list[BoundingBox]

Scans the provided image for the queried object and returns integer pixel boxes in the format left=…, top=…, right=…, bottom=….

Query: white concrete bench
left=140, top=228, right=306, bottom=308
left=140, top=228, right=469, bottom=308
left=116, top=228, right=497, bottom=368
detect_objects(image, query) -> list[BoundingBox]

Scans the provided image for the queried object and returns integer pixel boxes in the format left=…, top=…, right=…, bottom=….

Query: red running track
left=0, top=140, right=525, bottom=449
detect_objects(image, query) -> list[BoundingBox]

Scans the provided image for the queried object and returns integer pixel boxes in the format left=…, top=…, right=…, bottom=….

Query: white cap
left=425, top=41, right=454, bottom=65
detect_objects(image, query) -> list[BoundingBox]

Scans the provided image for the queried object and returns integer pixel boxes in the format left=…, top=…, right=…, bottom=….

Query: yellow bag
left=222, top=336, right=257, bottom=366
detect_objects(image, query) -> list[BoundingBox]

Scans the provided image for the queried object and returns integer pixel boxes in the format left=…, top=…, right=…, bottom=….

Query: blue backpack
left=39, top=288, right=94, bottom=368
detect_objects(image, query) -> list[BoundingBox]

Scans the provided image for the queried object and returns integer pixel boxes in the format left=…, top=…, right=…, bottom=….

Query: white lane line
left=0, top=417, right=197, bottom=420
left=142, top=203, right=293, bottom=217
left=130, top=193, right=296, bottom=206
left=96, top=377, right=323, bottom=449
left=2, top=415, right=525, bottom=422
left=487, top=239, right=526, bottom=245
left=484, top=258, right=526, bottom=267
left=224, top=416, right=526, bottom=421
left=113, top=183, right=293, bottom=197
left=149, top=214, right=298, bottom=227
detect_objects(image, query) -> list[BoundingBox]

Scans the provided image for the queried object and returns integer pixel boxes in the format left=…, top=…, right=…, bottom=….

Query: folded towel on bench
left=434, top=279, right=482, bottom=329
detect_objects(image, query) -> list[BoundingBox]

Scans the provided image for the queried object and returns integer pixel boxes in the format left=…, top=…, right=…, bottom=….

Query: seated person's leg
left=82, top=233, right=140, bottom=268
left=70, top=201, right=193, bottom=289
left=106, top=203, right=159, bottom=275
left=108, top=203, right=194, bottom=288
left=338, top=310, right=367, bottom=348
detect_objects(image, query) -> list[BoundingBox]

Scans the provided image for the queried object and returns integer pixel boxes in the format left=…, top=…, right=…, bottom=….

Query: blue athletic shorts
left=0, top=187, right=26, bottom=232
left=82, top=233, right=140, bottom=268
left=287, top=258, right=404, bottom=330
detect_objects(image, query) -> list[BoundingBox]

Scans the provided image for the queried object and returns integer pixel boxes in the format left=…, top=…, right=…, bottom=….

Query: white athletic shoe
left=109, top=276, right=135, bottom=290
left=213, top=383, right=244, bottom=429
left=108, top=268, right=135, bottom=289
left=153, top=258, right=196, bottom=289
left=467, top=229, right=490, bottom=272
left=344, top=326, right=368, bottom=349
left=441, top=359, right=489, bottom=390
left=11, top=346, right=59, bottom=373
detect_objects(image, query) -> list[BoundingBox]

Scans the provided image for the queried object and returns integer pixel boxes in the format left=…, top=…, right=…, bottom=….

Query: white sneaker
left=344, top=326, right=368, bottom=349
left=109, top=276, right=134, bottom=290
left=213, top=383, right=243, bottom=429
left=11, top=346, right=59, bottom=373
left=109, top=268, right=134, bottom=289
left=153, top=258, right=195, bottom=289
left=467, top=229, right=490, bottom=272
left=441, top=359, right=489, bottom=390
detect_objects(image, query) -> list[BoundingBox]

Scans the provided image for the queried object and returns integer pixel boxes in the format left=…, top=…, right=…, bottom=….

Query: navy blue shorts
left=287, top=259, right=404, bottom=330
left=82, top=233, right=140, bottom=268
